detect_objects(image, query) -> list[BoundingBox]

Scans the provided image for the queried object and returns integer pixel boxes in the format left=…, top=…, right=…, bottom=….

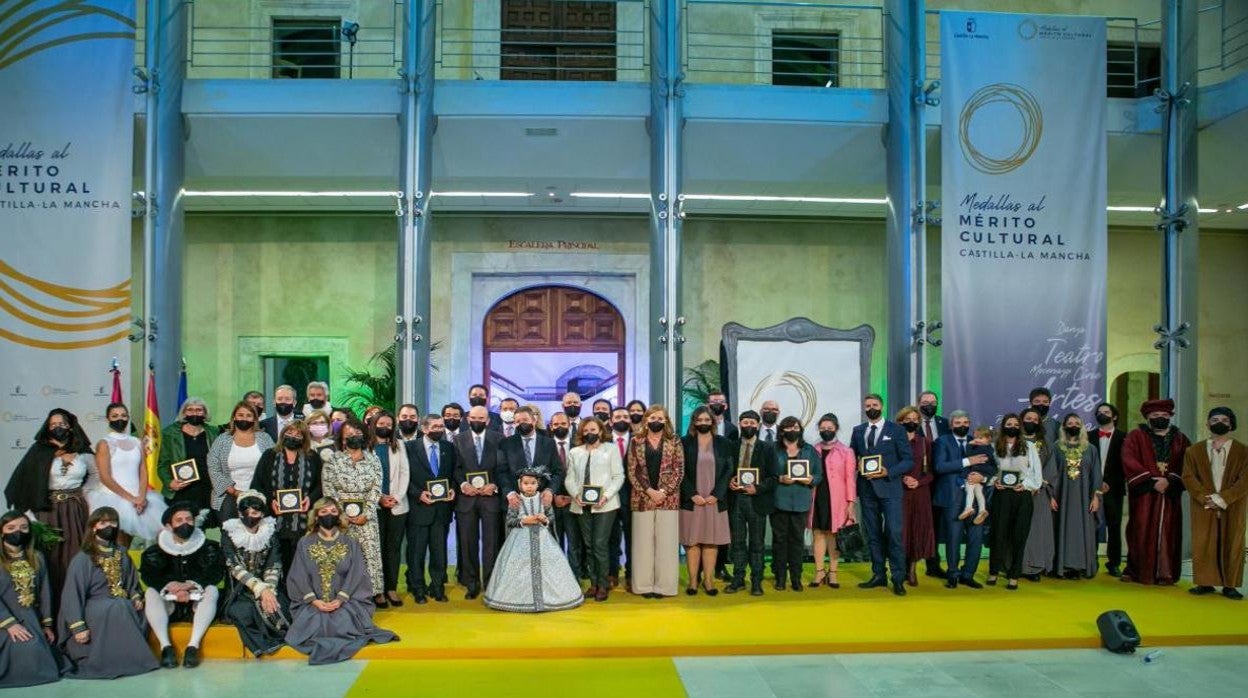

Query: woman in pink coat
left=809, top=413, right=857, bottom=588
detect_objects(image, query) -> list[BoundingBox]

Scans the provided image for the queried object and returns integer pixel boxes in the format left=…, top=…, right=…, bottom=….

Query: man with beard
left=851, top=394, right=912, bottom=596
left=606, top=407, right=635, bottom=588
left=467, top=384, right=504, bottom=432
left=396, top=403, right=422, bottom=442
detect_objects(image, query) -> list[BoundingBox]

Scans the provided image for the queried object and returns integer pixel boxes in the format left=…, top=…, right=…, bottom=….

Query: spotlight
left=341, top=21, right=360, bottom=45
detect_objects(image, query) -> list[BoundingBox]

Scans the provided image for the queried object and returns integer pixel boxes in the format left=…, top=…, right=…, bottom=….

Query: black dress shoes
left=925, top=564, right=947, bottom=579
left=1189, top=585, right=1216, bottom=595
left=432, top=587, right=448, bottom=602
left=891, top=581, right=907, bottom=596
left=858, top=576, right=888, bottom=589
left=960, top=577, right=983, bottom=589
left=944, top=578, right=958, bottom=589
left=790, top=582, right=803, bottom=592
left=1223, top=587, right=1244, bottom=600
left=465, top=587, right=480, bottom=601
left=1106, top=564, right=1121, bottom=577
left=160, top=645, right=178, bottom=668
left=725, top=581, right=745, bottom=594
left=414, top=592, right=428, bottom=604
left=182, top=646, right=201, bottom=668
left=749, top=583, right=763, bottom=596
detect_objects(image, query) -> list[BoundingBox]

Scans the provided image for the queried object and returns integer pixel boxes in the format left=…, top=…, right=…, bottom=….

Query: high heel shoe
left=811, top=569, right=827, bottom=587
left=827, top=572, right=840, bottom=589
left=685, top=587, right=698, bottom=596
left=374, top=594, right=389, bottom=608
left=386, top=592, right=404, bottom=607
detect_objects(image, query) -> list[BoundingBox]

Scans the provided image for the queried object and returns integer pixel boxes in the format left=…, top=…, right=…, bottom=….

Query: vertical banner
left=941, top=12, right=1107, bottom=425
left=0, top=2, right=136, bottom=485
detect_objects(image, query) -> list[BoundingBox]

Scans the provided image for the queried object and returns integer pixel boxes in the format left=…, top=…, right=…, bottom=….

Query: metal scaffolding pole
left=1156, top=0, right=1199, bottom=436
left=648, top=0, right=685, bottom=418
left=396, top=0, right=436, bottom=411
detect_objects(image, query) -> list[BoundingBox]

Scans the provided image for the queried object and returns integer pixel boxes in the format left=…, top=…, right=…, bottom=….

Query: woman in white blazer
left=564, top=417, right=625, bottom=602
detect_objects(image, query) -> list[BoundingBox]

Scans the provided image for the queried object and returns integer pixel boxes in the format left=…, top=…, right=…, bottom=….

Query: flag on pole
left=176, top=358, right=188, bottom=414
left=110, top=358, right=123, bottom=404
left=143, top=366, right=161, bottom=485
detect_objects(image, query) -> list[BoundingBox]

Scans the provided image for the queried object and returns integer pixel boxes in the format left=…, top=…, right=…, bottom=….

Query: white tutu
left=84, top=487, right=167, bottom=541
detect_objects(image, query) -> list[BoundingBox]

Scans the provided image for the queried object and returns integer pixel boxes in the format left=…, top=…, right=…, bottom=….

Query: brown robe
left=1182, top=439, right=1248, bottom=588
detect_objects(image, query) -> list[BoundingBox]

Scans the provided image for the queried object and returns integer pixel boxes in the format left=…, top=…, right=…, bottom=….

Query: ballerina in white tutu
left=86, top=403, right=166, bottom=546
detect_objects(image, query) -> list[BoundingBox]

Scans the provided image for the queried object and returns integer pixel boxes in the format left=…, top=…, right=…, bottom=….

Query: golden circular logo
left=749, top=370, right=818, bottom=428
left=958, top=83, right=1043, bottom=175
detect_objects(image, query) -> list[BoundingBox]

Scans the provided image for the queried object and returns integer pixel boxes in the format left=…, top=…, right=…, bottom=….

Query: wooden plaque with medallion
left=858, top=454, right=885, bottom=479
left=275, top=489, right=303, bottom=514
left=737, top=467, right=759, bottom=487
left=786, top=459, right=812, bottom=481
left=427, top=478, right=452, bottom=502
left=171, top=458, right=200, bottom=484
left=466, top=471, right=491, bottom=489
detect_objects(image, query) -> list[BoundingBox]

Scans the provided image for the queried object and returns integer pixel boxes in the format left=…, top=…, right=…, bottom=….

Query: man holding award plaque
left=850, top=394, right=913, bottom=596
left=403, top=415, right=457, bottom=604
left=452, top=405, right=504, bottom=600
left=725, top=410, right=780, bottom=596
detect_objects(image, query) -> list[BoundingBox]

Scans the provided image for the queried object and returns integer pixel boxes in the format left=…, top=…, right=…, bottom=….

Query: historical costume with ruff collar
left=222, top=491, right=291, bottom=656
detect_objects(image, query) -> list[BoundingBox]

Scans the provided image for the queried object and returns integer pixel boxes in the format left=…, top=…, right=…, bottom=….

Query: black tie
left=959, top=438, right=966, bottom=457
left=867, top=424, right=877, bottom=450
left=765, top=427, right=775, bottom=443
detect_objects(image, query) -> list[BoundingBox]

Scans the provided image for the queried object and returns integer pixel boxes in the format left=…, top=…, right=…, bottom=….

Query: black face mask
left=819, top=430, right=837, bottom=442
left=740, top=426, right=759, bottom=440
left=760, top=411, right=778, bottom=425
left=1095, top=413, right=1113, bottom=426
left=233, top=419, right=255, bottom=432
left=1033, top=404, right=1050, bottom=417
left=468, top=396, right=487, bottom=408
left=1002, top=426, right=1021, bottom=438
left=582, top=432, right=600, bottom=444
left=96, top=525, right=119, bottom=542
left=516, top=423, right=534, bottom=436
left=426, top=430, right=445, bottom=443
left=469, top=421, right=487, bottom=434
left=919, top=404, right=937, bottom=418
left=49, top=426, right=71, bottom=442
left=275, top=403, right=294, bottom=416
left=283, top=436, right=304, bottom=450
left=3, top=530, right=31, bottom=547
left=782, top=430, right=800, bottom=443
left=1021, top=422, right=1039, bottom=435
left=612, top=420, right=631, bottom=433
left=629, top=413, right=643, bottom=424
left=864, top=408, right=882, bottom=421
left=172, top=523, right=196, bottom=540
left=564, top=405, right=581, bottom=418
left=552, top=427, right=570, bottom=440
left=399, top=419, right=419, bottom=435
left=344, top=435, right=367, bottom=450
left=443, top=418, right=461, bottom=432
left=952, top=425, right=970, bottom=438
left=374, top=427, right=394, bottom=439
left=109, top=419, right=129, bottom=433
left=593, top=411, right=610, bottom=423
left=242, top=515, right=263, bottom=529
left=902, top=422, right=919, bottom=433
left=309, top=399, right=326, bottom=410
left=1210, top=422, right=1232, bottom=436
left=1149, top=417, right=1171, bottom=431
left=184, top=415, right=206, bottom=426
left=708, top=403, right=726, bottom=416
left=1063, top=426, right=1083, bottom=438
left=694, top=423, right=712, bottom=434
left=317, top=514, right=339, bottom=530
left=646, top=421, right=665, bottom=433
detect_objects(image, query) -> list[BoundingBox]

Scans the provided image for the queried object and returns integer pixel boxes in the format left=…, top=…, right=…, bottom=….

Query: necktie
left=958, top=438, right=966, bottom=457
left=765, top=427, right=775, bottom=443
left=1099, top=430, right=1112, bottom=439
left=475, top=434, right=483, bottom=463
left=740, top=440, right=753, bottom=470
left=506, top=425, right=513, bottom=437
left=524, top=438, right=533, bottom=466
left=617, top=436, right=626, bottom=459
left=428, top=443, right=439, bottom=476
left=925, top=419, right=934, bottom=442
left=558, top=441, right=567, bottom=467
left=867, top=424, right=877, bottom=449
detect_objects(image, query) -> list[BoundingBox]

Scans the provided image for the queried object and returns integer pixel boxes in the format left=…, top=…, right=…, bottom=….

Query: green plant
left=30, top=519, right=63, bottom=553
left=681, top=359, right=721, bottom=406
left=338, top=342, right=440, bottom=416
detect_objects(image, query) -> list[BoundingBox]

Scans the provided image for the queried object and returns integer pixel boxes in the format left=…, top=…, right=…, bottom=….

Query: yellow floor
left=172, top=563, right=1248, bottom=660
left=347, top=658, right=686, bottom=697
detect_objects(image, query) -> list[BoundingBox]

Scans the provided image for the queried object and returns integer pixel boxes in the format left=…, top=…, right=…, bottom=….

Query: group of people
left=3, top=380, right=1245, bottom=686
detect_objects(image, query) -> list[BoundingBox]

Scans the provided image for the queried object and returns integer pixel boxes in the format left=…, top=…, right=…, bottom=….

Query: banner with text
left=1, top=2, right=136, bottom=485
left=941, top=11, right=1107, bottom=425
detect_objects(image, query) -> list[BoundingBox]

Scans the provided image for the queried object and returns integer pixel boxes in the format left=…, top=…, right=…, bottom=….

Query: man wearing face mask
left=917, top=391, right=949, bottom=579
left=403, top=415, right=458, bottom=603
left=592, top=399, right=613, bottom=427
left=499, top=398, right=520, bottom=438
left=452, top=406, right=503, bottom=600
left=259, top=385, right=299, bottom=442
left=397, top=403, right=422, bottom=442
left=758, top=400, right=781, bottom=443
left=708, top=391, right=739, bottom=441
left=547, top=412, right=584, bottom=580
left=467, top=384, right=504, bottom=433
left=1120, top=398, right=1190, bottom=585
left=725, top=410, right=780, bottom=596
left=932, top=410, right=995, bottom=589
left=496, top=406, right=561, bottom=512
left=140, top=502, right=224, bottom=668
left=302, top=381, right=332, bottom=419
left=850, top=394, right=913, bottom=596
left=607, top=407, right=635, bottom=588
left=442, top=403, right=465, bottom=441
left=1183, top=407, right=1247, bottom=601
left=1028, top=387, right=1060, bottom=443
left=561, top=392, right=583, bottom=441
left=1088, top=401, right=1127, bottom=576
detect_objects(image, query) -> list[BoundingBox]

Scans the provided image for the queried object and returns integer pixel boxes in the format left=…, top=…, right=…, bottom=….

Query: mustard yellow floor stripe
left=346, top=658, right=686, bottom=697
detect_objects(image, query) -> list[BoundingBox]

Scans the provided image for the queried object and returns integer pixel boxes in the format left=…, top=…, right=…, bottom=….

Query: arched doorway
left=483, top=285, right=625, bottom=421
left=1110, top=370, right=1160, bottom=419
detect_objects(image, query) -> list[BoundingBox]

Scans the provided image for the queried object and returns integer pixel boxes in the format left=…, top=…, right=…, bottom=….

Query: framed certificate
left=858, top=454, right=885, bottom=479
left=275, top=489, right=302, bottom=514
left=427, top=479, right=452, bottom=502
left=466, top=471, right=491, bottom=489
left=1000, top=471, right=1022, bottom=488
left=737, top=467, right=759, bottom=487
left=340, top=499, right=366, bottom=519
left=786, top=459, right=811, bottom=481
left=581, top=485, right=603, bottom=505
left=171, top=458, right=199, bottom=483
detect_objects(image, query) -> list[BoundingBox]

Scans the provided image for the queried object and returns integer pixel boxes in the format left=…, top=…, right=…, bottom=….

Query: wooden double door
left=501, top=1, right=618, bottom=81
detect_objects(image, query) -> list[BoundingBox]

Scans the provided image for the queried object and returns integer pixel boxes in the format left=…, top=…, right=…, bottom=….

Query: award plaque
left=581, top=485, right=603, bottom=505
left=786, top=459, right=811, bottom=481
left=466, top=471, right=491, bottom=489
left=737, top=467, right=759, bottom=487
left=1000, top=471, right=1022, bottom=488
left=427, top=479, right=452, bottom=502
left=171, top=458, right=200, bottom=483
left=275, top=489, right=303, bottom=514
left=340, top=499, right=366, bottom=519
left=858, top=454, right=885, bottom=479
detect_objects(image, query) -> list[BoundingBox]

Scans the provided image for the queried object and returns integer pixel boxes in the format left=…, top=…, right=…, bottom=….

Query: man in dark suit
left=606, top=406, right=634, bottom=587
left=404, top=414, right=457, bottom=603
left=725, top=410, right=780, bottom=596
left=917, top=390, right=951, bottom=579
left=1029, top=386, right=1060, bottom=443
left=495, top=405, right=561, bottom=510
left=1090, top=401, right=1127, bottom=577
left=560, top=392, right=583, bottom=441
left=452, top=405, right=503, bottom=599
left=467, top=383, right=504, bottom=433
left=707, top=390, right=737, bottom=581
left=933, top=410, right=995, bottom=588
left=547, top=411, right=582, bottom=578
left=258, top=384, right=298, bottom=442
left=851, top=393, right=913, bottom=596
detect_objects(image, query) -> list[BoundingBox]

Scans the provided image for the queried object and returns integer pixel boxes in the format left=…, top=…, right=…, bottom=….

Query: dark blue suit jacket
left=932, top=434, right=997, bottom=510
left=850, top=420, right=911, bottom=499
left=405, top=438, right=457, bottom=526
left=923, top=415, right=952, bottom=439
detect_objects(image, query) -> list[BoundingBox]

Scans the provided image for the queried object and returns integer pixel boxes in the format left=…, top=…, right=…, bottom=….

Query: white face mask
left=500, top=410, right=515, bottom=423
